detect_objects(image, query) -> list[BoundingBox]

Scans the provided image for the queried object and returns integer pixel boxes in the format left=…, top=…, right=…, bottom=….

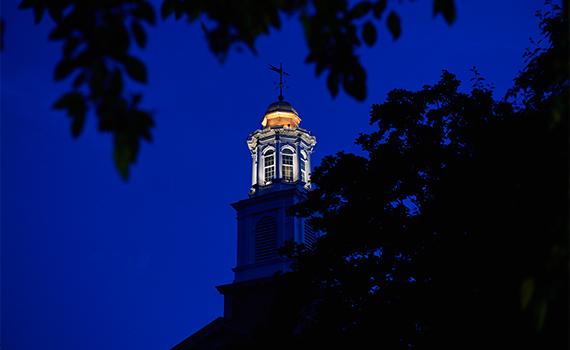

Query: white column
left=251, top=150, right=257, bottom=186
left=293, top=141, right=300, bottom=182
left=257, top=145, right=264, bottom=185
left=306, top=150, right=312, bottom=187
left=275, top=137, right=281, bottom=180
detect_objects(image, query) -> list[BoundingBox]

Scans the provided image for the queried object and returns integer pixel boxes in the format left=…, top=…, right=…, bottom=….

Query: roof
left=265, top=101, right=299, bottom=116
left=261, top=101, right=301, bottom=128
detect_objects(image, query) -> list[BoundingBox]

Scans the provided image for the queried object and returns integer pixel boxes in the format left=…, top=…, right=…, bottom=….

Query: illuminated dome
left=261, top=101, right=301, bottom=128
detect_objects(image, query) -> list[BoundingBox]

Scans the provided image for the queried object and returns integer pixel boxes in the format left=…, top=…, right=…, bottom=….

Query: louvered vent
left=255, top=216, right=278, bottom=263
left=304, top=220, right=317, bottom=249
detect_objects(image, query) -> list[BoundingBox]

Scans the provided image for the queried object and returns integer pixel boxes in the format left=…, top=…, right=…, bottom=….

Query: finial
left=269, top=63, right=289, bottom=101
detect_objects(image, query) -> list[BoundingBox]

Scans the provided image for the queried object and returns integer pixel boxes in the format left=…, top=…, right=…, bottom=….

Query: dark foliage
left=18, top=0, right=156, bottom=179
left=16, top=0, right=456, bottom=178
left=242, top=4, right=568, bottom=349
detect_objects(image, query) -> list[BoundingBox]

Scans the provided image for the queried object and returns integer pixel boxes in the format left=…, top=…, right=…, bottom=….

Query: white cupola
left=231, top=98, right=318, bottom=282
left=247, top=100, right=317, bottom=196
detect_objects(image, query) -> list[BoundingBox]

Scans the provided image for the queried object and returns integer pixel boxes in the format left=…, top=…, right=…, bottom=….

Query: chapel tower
left=172, top=67, right=317, bottom=350
left=231, top=98, right=317, bottom=282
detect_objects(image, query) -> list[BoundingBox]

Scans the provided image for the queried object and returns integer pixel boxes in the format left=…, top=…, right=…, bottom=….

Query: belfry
left=172, top=67, right=317, bottom=349
left=233, top=98, right=317, bottom=282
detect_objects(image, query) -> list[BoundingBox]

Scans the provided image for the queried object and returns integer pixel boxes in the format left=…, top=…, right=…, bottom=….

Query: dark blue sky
left=1, top=1, right=545, bottom=349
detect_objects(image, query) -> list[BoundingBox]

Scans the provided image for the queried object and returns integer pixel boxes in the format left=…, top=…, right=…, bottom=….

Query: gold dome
left=261, top=101, right=301, bottom=128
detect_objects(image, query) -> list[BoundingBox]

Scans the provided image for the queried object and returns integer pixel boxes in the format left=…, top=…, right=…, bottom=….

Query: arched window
left=300, top=150, right=308, bottom=183
left=263, top=149, right=275, bottom=183
left=255, top=216, right=277, bottom=262
left=282, top=148, right=294, bottom=182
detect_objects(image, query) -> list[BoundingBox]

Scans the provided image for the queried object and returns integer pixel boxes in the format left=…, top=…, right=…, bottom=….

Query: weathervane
left=269, top=63, right=289, bottom=101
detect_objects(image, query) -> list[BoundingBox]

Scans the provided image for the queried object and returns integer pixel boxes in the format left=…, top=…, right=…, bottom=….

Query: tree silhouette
left=16, top=0, right=456, bottom=178
left=240, top=4, right=567, bottom=349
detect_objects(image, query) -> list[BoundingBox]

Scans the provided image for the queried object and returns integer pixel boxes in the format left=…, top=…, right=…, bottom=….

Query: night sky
left=1, top=1, right=546, bottom=349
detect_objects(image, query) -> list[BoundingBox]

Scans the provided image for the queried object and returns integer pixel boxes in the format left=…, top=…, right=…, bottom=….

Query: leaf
left=520, top=277, right=535, bottom=310
left=49, top=24, right=69, bottom=41
left=18, top=0, right=34, bottom=9
left=109, top=69, right=124, bottom=95
left=386, top=11, right=401, bottom=40
left=200, top=21, right=209, bottom=34
left=72, top=73, right=86, bottom=89
left=362, top=21, right=376, bottom=46
left=268, top=8, right=281, bottom=29
left=131, top=21, right=147, bottom=48
left=53, top=91, right=83, bottom=110
left=0, top=19, right=4, bottom=51
left=342, top=65, right=366, bottom=101
left=433, top=0, right=456, bottom=25
left=132, top=109, right=154, bottom=142
left=18, top=0, right=47, bottom=23
left=62, top=37, right=81, bottom=57
left=47, top=4, right=64, bottom=22
left=327, top=72, right=340, bottom=98
left=160, top=0, right=175, bottom=19
left=373, top=0, right=387, bottom=19
left=33, top=3, right=45, bottom=24
left=174, top=3, right=184, bottom=20
left=113, top=128, right=143, bottom=181
left=133, top=1, right=156, bottom=25
left=114, top=135, right=133, bottom=180
left=132, top=93, right=142, bottom=106
left=349, top=2, right=372, bottom=19
left=315, top=61, right=325, bottom=76
left=70, top=109, right=86, bottom=137
left=122, top=55, right=147, bottom=83
left=108, top=22, right=130, bottom=54
left=53, top=91, right=87, bottom=137
left=54, top=59, right=75, bottom=81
